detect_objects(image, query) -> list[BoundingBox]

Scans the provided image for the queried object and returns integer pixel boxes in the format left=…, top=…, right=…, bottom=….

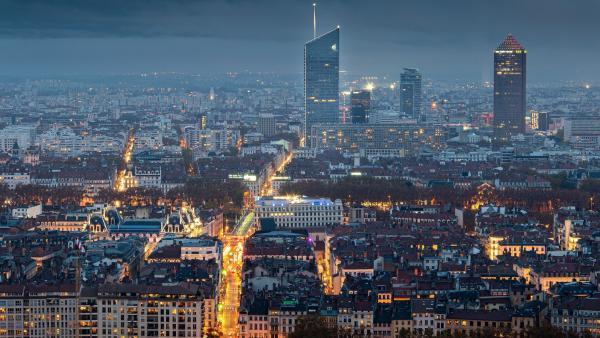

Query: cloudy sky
left=0, top=0, right=599, bottom=81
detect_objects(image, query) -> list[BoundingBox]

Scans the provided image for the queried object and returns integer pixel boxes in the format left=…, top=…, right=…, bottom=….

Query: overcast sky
left=0, top=0, right=599, bottom=81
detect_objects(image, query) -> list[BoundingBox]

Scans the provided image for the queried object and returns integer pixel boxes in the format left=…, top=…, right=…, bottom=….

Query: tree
left=525, top=323, right=572, bottom=338
left=398, top=328, right=411, bottom=338
left=289, top=315, right=337, bottom=338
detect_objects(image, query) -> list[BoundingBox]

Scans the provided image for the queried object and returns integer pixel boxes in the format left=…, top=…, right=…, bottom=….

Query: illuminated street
left=317, top=252, right=334, bottom=295
left=114, top=129, right=135, bottom=192
left=262, top=150, right=293, bottom=195
left=217, top=234, right=245, bottom=337
left=215, top=145, right=296, bottom=336
left=216, top=210, right=256, bottom=336
left=217, top=151, right=291, bottom=336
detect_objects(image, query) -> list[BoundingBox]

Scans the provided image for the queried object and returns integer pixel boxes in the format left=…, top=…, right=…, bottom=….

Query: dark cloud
left=0, top=0, right=599, bottom=80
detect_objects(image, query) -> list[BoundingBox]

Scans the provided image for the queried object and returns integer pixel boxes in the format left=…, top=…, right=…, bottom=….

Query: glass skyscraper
left=494, top=34, right=526, bottom=141
left=400, top=68, right=422, bottom=120
left=351, top=90, right=371, bottom=124
left=305, top=27, right=340, bottom=146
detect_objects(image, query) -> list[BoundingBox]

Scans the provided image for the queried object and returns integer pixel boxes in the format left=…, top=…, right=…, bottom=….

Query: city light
left=1, top=3, right=598, bottom=338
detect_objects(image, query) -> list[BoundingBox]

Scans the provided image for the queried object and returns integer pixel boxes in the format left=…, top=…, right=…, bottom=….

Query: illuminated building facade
left=494, top=34, right=526, bottom=141
left=0, top=284, right=216, bottom=338
left=0, top=285, right=78, bottom=338
left=254, top=196, right=343, bottom=228
left=400, top=68, right=422, bottom=120
left=530, top=111, right=549, bottom=131
left=351, top=90, right=371, bottom=124
left=305, top=28, right=340, bottom=146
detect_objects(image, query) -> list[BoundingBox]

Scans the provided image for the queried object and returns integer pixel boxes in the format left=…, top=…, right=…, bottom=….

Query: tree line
left=279, top=176, right=599, bottom=212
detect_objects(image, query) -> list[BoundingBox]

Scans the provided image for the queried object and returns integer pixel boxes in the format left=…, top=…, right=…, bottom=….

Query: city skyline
left=1, top=2, right=600, bottom=338
left=1, top=0, right=600, bottom=81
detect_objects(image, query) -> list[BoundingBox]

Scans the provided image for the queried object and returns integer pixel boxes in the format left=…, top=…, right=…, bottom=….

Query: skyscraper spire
left=313, top=2, right=317, bottom=39
left=497, top=33, right=524, bottom=51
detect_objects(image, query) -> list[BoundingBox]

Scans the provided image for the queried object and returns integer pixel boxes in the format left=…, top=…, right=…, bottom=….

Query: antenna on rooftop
left=313, top=2, right=317, bottom=39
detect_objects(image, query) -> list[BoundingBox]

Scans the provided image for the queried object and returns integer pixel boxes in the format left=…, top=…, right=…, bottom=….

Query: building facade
left=350, top=90, right=371, bottom=124
left=305, top=28, right=340, bottom=146
left=564, top=118, right=600, bottom=150
left=258, top=114, right=276, bottom=137
left=494, top=34, right=527, bottom=141
left=254, top=196, right=343, bottom=228
left=309, top=123, right=426, bottom=155
left=400, top=68, right=422, bottom=120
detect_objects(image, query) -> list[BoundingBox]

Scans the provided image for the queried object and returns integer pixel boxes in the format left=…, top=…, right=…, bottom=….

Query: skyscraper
left=494, top=34, right=526, bottom=141
left=305, top=27, right=340, bottom=146
left=400, top=68, right=422, bottom=120
left=531, top=111, right=549, bottom=131
left=350, top=90, right=371, bottom=124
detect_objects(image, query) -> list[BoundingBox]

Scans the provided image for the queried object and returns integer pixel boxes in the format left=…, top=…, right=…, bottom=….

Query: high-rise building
left=531, top=111, right=549, bottom=131
left=197, top=112, right=207, bottom=130
left=494, top=34, right=527, bottom=141
left=351, top=90, right=371, bottom=124
left=305, top=27, right=340, bottom=146
left=538, top=112, right=549, bottom=131
left=400, top=68, right=422, bottom=120
left=258, top=113, right=276, bottom=137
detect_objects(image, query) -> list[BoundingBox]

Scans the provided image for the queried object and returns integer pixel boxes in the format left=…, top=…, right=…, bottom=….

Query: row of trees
left=1, top=177, right=247, bottom=215
left=279, top=177, right=600, bottom=212
left=96, top=178, right=247, bottom=212
left=0, top=184, right=84, bottom=206
left=289, top=316, right=593, bottom=338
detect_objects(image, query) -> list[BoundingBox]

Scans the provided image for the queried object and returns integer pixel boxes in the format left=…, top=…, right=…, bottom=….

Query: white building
left=0, top=125, right=36, bottom=152
left=184, top=126, right=240, bottom=155
left=134, top=128, right=163, bottom=152
left=175, top=237, right=221, bottom=263
left=11, top=204, right=42, bottom=219
left=134, top=166, right=162, bottom=189
left=38, top=126, right=123, bottom=156
left=0, top=168, right=30, bottom=189
left=564, top=118, right=600, bottom=149
left=254, top=196, right=343, bottom=228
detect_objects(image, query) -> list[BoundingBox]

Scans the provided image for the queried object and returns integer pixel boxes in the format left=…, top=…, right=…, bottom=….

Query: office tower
left=530, top=111, right=549, bottom=131
left=538, top=112, right=549, bottom=131
left=351, top=90, right=371, bottom=124
left=258, top=113, right=276, bottom=137
left=197, top=112, right=207, bottom=130
left=305, top=27, right=340, bottom=146
left=400, top=68, right=422, bottom=120
left=494, top=34, right=526, bottom=141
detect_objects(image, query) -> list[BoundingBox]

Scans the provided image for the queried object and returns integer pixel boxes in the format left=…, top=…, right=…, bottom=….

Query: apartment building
left=0, top=284, right=79, bottom=338
left=0, top=283, right=216, bottom=338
